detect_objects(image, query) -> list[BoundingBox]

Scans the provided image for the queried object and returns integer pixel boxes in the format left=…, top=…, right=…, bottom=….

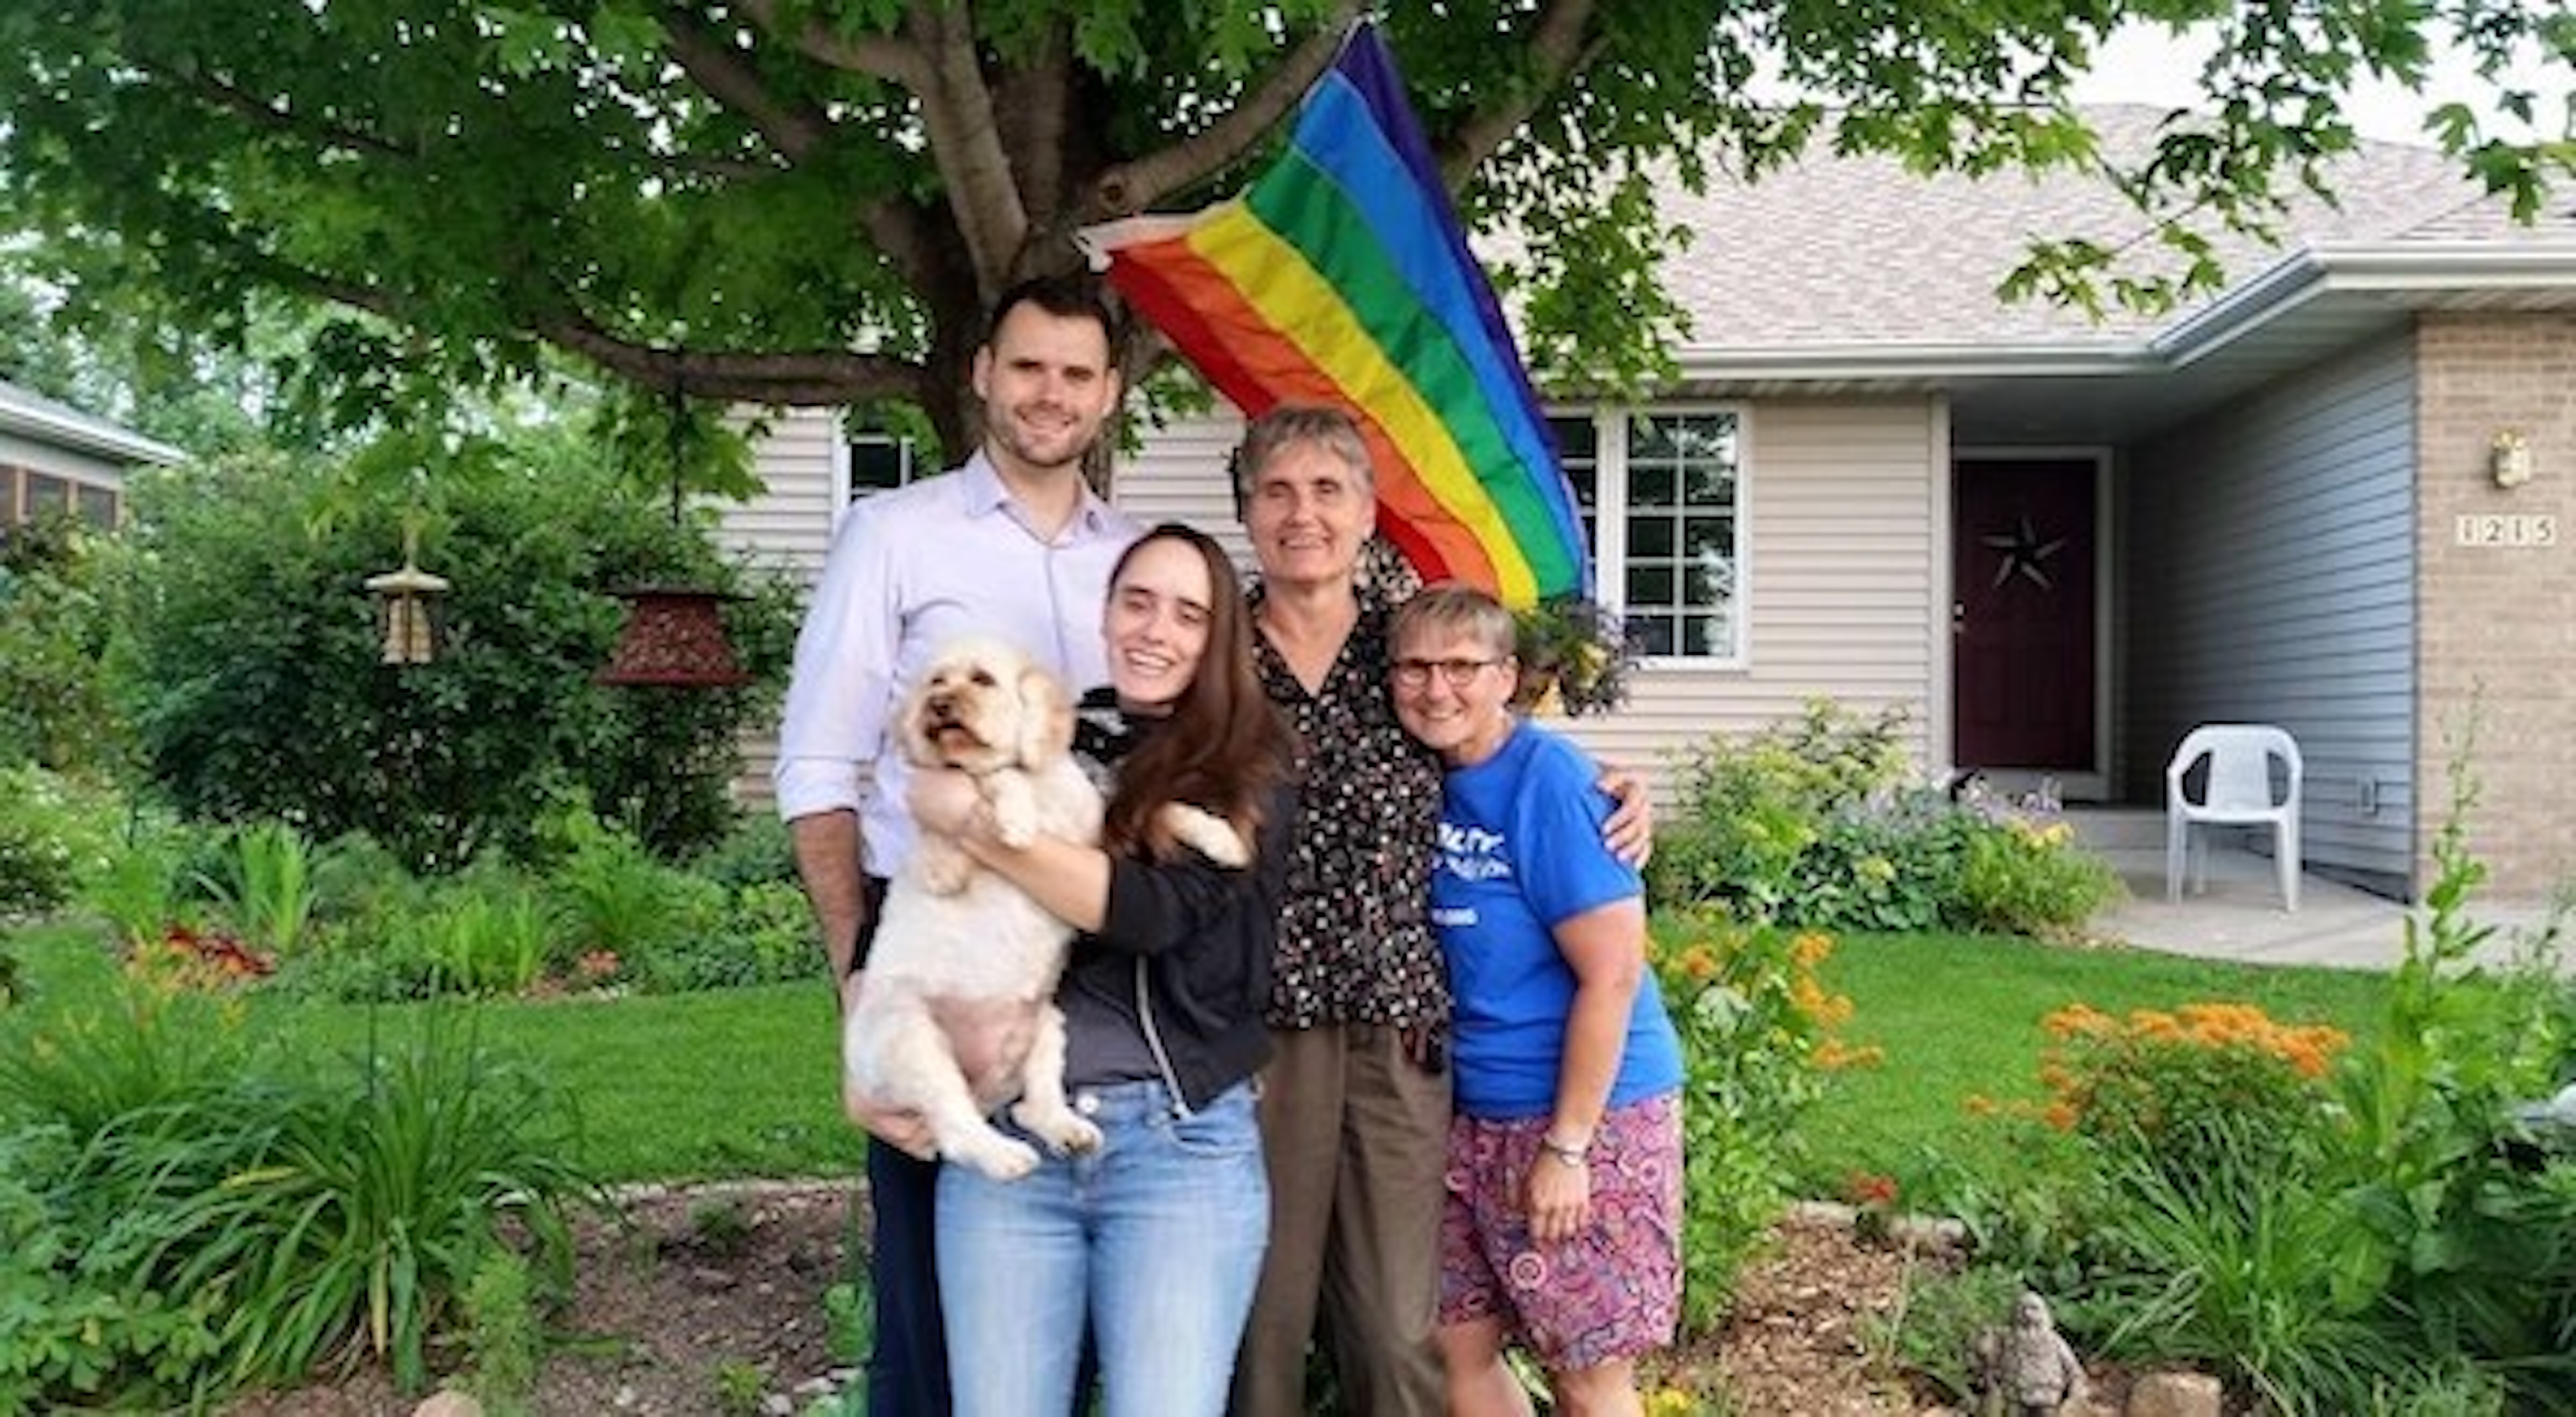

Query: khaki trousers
left=1233, top=1022, right=1451, bottom=1417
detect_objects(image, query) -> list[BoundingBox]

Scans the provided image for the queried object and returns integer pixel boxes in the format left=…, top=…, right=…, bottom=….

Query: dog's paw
left=947, top=1129, right=1043, bottom=1182
left=915, top=839, right=974, bottom=894
left=988, top=773, right=1040, bottom=848
left=1162, top=804, right=1251, bottom=868
left=1013, top=1100, right=1104, bottom=1156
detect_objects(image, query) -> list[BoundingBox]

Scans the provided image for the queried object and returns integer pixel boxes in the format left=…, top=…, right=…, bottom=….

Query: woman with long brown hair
left=904, top=522, right=1298, bottom=1416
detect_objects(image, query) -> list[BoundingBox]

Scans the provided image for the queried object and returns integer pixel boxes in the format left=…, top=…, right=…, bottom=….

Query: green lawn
left=1803, top=930, right=2387, bottom=1191
left=8, top=920, right=2394, bottom=1195
left=5, top=924, right=854, bottom=1184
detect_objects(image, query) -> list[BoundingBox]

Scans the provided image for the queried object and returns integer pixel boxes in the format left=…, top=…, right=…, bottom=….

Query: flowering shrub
left=2034, top=1001, right=2345, bottom=1184
left=1959, top=816, right=2121, bottom=938
left=125, top=925, right=277, bottom=991
left=1652, top=913, right=1866, bottom=1332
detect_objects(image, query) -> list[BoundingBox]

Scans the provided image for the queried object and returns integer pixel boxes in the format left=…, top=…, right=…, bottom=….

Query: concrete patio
left=2070, top=807, right=2563, bottom=973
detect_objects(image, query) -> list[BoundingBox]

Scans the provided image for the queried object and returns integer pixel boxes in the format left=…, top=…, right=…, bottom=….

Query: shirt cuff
left=773, top=758, right=864, bottom=824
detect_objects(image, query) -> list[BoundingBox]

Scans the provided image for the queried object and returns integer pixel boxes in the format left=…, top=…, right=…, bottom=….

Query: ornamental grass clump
left=0, top=969, right=599, bottom=1407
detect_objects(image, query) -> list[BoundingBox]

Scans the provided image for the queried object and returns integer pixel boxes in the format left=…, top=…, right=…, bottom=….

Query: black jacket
left=1066, top=696, right=1298, bottom=1110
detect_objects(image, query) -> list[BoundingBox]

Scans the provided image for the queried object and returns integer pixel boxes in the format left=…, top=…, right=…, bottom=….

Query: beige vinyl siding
left=721, top=406, right=847, bottom=804
left=716, top=406, right=843, bottom=588
left=1111, top=410, right=1252, bottom=559
left=1551, top=398, right=1940, bottom=798
left=2121, top=333, right=2416, bottom=890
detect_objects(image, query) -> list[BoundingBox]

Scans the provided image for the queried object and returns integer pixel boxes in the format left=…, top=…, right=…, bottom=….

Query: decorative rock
left=2125, top=1370, right=2223, bottom=1417
left=760, top=1394, right=794, bottom=1416
left=412, top=1393, right=484, bottom=1417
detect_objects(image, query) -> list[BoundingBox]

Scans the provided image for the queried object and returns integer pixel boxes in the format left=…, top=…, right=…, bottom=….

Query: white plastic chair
left=2165, top=724, right=2303, bottom=912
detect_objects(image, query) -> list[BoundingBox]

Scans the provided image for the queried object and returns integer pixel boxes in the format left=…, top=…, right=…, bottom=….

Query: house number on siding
left=2453, top=513, right=2559, bottom=549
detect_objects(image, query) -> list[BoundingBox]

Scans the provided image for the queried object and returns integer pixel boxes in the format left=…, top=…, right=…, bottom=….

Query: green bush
left=1646, top=699, right=2117, bottom=936
left=112, top=430, right=797, bottom=872
left=0, top=764, right=119, bottom=922
left=0, top=510, right=134, bottom=776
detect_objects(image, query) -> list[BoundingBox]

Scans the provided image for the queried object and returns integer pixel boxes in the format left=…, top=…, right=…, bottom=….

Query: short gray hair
left=1231, top=404, right=1375, bottom=506
left=1391, top=582, right=1517, bottom=661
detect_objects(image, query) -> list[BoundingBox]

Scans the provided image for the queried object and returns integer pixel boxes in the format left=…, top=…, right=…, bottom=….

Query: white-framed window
left=1548, top=407, right=1744, bottom=664
left=844, top=427, right=920, bottom=503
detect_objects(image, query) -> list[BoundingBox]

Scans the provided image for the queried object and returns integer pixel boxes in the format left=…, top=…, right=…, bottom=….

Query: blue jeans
left=937, top=1080, right=1269, bottom=1417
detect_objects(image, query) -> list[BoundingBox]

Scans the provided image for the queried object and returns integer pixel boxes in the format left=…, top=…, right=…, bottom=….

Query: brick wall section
left=2415, top=312, right=2576, bottom=898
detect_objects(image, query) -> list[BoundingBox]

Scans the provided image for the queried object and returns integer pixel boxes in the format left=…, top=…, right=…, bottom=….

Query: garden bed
left=218, top=1184, right=2161, bottom=1416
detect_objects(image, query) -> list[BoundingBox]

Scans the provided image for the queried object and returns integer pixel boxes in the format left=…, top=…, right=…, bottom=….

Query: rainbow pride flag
left=1076, top=22, right=1589, bottom=606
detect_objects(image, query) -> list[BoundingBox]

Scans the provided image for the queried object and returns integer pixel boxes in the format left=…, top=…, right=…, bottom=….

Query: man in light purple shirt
left=774, top=274, right=1138, bottom=1417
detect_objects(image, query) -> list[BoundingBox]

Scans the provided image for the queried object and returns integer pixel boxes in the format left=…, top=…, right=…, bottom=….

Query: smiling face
left=970, top=302, right=1118, bottom=482
left=1244, top=438, right=1376, bottom=593
left=1390, top=622, right=1517, bottom=767
left=1103, top=535, right=1215, bottom=714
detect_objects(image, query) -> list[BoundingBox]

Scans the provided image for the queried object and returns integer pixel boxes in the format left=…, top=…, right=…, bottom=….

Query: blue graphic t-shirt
left=1430, top=721, right=1685, bottom=1119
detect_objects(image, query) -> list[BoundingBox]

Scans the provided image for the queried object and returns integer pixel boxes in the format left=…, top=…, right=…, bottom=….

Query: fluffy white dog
left=842, top=635, right=1247, bottom=1181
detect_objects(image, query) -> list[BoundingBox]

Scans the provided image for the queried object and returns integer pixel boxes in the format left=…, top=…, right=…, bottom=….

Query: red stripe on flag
left=1107, top=238, right=1496, bottom=591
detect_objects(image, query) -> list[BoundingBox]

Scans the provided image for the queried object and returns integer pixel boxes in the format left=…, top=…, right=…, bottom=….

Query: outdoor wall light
left=2491, top=429, right=2534, bottom=490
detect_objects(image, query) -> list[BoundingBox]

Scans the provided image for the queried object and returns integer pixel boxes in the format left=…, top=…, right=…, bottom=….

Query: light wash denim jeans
left=936, top=1079, right=1269, bottom=1417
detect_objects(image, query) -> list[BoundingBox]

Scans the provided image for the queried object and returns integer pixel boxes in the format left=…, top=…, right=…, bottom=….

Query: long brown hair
left=1101, top=523, right=1295, bottom=857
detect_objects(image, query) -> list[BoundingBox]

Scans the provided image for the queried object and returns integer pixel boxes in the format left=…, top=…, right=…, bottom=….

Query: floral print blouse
left=1251, top=593, right=1448, bottom=1034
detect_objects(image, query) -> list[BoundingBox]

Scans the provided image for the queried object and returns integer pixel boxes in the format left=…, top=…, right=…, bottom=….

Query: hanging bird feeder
left=597, top=380, right=753, bottom=688
left=597, top=583, right=752, bottom=686
left=363, top=524, right=450, bottom=666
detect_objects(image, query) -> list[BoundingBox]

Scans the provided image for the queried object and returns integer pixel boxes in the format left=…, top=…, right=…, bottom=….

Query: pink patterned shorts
left=1437, top=1091, right=1682, bottom=1371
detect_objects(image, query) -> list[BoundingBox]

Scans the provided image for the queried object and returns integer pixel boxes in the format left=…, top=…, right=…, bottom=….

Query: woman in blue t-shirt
left=1388, top=583, right=1686, bottom=1417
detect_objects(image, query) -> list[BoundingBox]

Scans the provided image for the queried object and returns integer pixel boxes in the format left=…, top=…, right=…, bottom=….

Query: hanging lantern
left=596, top=585, right=752, bottom=687
left=596, top=381, right=753, bottom=689
left=363, top=528, right=450, bottom=666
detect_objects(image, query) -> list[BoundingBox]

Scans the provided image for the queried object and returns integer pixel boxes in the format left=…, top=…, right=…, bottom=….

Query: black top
left=1058, top=689, right=1298, bottom=1108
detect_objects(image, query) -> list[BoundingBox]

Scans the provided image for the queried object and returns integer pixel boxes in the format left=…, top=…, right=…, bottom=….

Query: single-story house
left=0, top=377, right=182, bottom=527
left=728, top=107, right=2576, bottom=902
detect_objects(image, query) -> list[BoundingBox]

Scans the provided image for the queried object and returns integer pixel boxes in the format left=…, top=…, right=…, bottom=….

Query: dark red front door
left=1953, top=459, right=2095, bottom=771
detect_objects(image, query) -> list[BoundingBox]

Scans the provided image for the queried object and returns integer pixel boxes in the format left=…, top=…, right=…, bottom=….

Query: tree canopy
left=1, top=2, right=2566, bottom=457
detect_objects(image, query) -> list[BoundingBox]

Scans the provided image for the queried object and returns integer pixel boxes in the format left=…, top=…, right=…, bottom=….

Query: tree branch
left=735, top=0, right=925, bottom=87
left=997, top=19, right=1072, bottom=235
left=903, top=2, right=1027, bottom=295
left=267, top=256, right=920, bottom=406
left=663, top=6, right=829, bottom=162
left=137, top=57, right=407, bottom=158
left=534, top=309, right=920, bottom=405
left=1435, top=0, right=1601, bottom=189
left=1090, top=1, right=1367, bottom=217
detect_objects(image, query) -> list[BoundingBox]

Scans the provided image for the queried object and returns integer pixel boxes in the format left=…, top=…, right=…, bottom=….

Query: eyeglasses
left=1390, top=657, right=1502, bottom=689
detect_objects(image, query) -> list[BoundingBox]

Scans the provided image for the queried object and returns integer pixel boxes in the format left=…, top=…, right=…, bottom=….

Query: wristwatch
left=1538, top=1135, right=1590, bottom=1168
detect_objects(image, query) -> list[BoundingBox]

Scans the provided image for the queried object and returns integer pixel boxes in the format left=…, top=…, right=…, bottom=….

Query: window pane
left=0, top=466, right=17, bottom=521
left=1618, top=411, right=1739, bottom=660
left=25, top=474, right=67, bottom=512
left=849, top=436, right=912, bottom=498
left=1626, top=515, right=1674, bottom=559
left=76, top=486, right=118, bottom=527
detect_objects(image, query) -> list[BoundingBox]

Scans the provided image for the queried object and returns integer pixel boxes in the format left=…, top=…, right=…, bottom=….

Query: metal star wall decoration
left=1983, top=515, right=2065, bottom=591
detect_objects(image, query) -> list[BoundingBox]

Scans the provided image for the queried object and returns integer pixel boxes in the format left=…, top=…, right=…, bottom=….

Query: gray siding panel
left=2122, top=334, right=2416, bottom=885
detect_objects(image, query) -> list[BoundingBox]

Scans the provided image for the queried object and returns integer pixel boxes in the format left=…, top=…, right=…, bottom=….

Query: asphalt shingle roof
left=1646, top=105, right=2570, bottom=353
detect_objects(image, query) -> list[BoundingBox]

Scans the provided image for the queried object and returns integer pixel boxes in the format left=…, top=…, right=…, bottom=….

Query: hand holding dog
left=907, top=767, right=986, bottom=838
